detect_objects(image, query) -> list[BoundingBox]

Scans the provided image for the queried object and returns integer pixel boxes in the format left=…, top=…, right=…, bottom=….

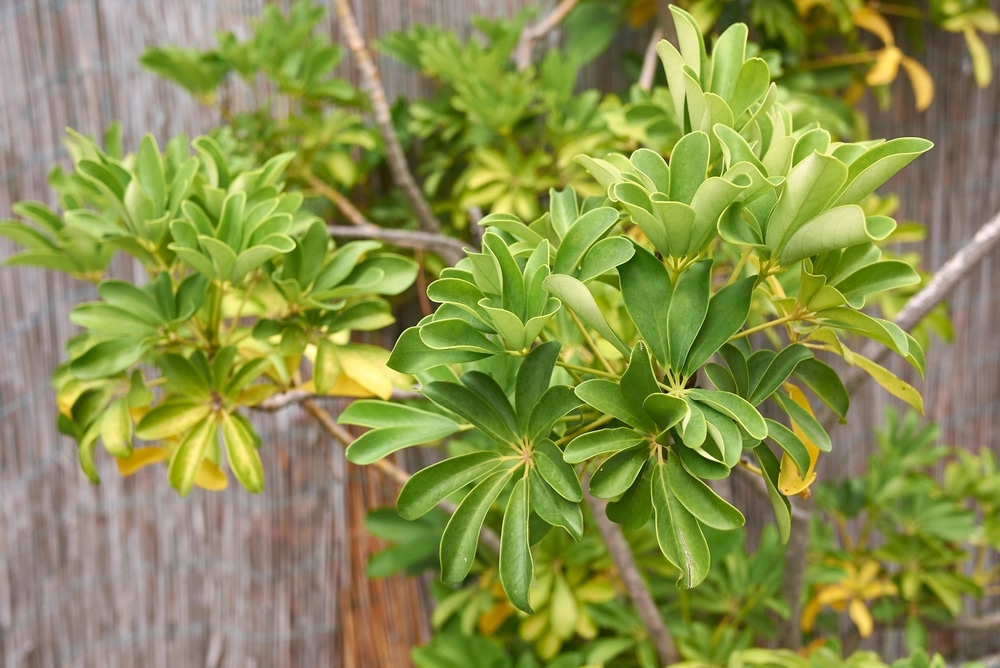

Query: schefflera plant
left=340, top=7, right=931, bottom=611
left=1, top=126, right=417, bottom=496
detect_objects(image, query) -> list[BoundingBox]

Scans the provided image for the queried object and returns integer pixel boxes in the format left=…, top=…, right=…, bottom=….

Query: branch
left=514, top=0, right=580, bottom=71
left=334, top=0, right=441, bottom=233
left=583, top=478, right=678, bottom=666
left=253, top=388, right=422, bottom=411
left=637, top=27, right=666, bottom=91
left=328, top=224, right=470, bottom=266
left=300, top=398, right=502, bottom=553
left=301, top=170, right=370, bottom=227
left=841, top=208, right=1000, bottom=396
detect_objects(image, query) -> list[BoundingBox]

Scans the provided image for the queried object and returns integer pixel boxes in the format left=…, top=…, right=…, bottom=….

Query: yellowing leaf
left=899, top=55, right=935, bottom=110
left=964, top=27, right=993, bottom=87
left=853, top=7, right=896, bottom=45
left=478, top=601, right=515, bottom=635
left=117, top=446, right=170, bottom=476
left=194, top=457, right=229, bottom=491
left=338, top=345, right=394, bottom=400
left=848, top=351, right=924, bottom=413
left=629, top=0, right=657, bottom=27
left=848, top=598, right=874, bottom=638
left=866, top=46, right=902, bottom=86
left=778, top=385, right=821, bottom=496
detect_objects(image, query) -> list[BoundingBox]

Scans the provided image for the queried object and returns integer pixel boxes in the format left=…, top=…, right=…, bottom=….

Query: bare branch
left=328, top=224, right=470, bottom=266
left=253, top=388, right=422, bottom=412
left=842, top=208, right=1000, bottom=396
left=334, top=0, right=441, bottom=233
left=584, top=478, right=678, bottom=665
left=300, top=170, right=370, bottom=227
left=300, top=397, right=502, bottom=553
left=514, top=0, right=580, bottom=71
left=637, top=27, right=666, bottom=91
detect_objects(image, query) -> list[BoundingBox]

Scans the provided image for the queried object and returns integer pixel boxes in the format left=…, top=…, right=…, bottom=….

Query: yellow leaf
left=899, top=55, right=935, bottom=111
left=801, top=597, right=823, bottom=631
left=848, top=351, right=924, bottom=413
left=338, top=345, right=395, bottom=400
left=117, top=446, right=170, bottom=476
left=866, top=46, right=902, bottom=86
left=853, top=7, right=896, bottom=45
left=964, top=27, right=993, bottom=87
left=778, top=385, right=821, bottom=496
left=194, top=457, right=229, bottom=491
left=478, top=602, right=515, bottom=635
left=628, top=0, right=657, bottom=28
left=575, top=609, right=598, bottom=639
left=848, top=598, right=875, bottom=638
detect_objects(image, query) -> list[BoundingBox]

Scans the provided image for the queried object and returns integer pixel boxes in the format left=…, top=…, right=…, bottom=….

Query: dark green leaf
left=499, top=477, right=534, bottom=613
left=687, top=389, right=767, bottom=440
left=564, top=427, right=646, bottom=464
left=422, top=380, right=518, bottom=446
left=753, top=445, right=791, bottom=543
left=772, top=391, right=832, bottom=452
left=398, top=452, right=505, bottom=520
left=684, top=276, right=756, bottom=375
left=747, top=343, right=813, bottom=405
left=532, top=438, right=582, bottom=502
left=529, top=470, right=584, bottom=540
left=651, top=461, right=710, bottom=588
left=387, top=326, right=490, bottom=373
left=666, top=453, right=744, bottom=530
left=440, top=469, right=513, bottom=583
left=618, top=244, right=671, bottom=366
left=667, top=259, right=711, bottom=370
left=526, top=386, right=582, bottom=443
left=765, top=418, right=811, bottom=477
left=589, top=445, right=649, bottom=499
left=606, top=463, right=653, bottom=531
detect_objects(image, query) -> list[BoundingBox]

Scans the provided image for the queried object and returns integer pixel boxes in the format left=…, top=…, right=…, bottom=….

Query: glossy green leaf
left=575, top=379, right=653, bottom=433
left=792, top=358, right=849, bottom=418
left=483, top=233, right=525, bottom=318
left=527, top=386, right=582, bottom=443
left=440, top=469, right=513, bottom=583
left=529, top=470, right=583, bottom=540
left=589, top=445, right=649, bottom=499
left=687, top=389, right=767, bottom=440
left=675, top=443, right=731, bottom=480
left=422, top=380, right=519, bottom=446
left=669, top=131, right=710, bottom=205
left=606, top=463, right=653, bottom=531
left=666, top=453, right=744, bottom=530
left=834, top=260, right=920, bottom=306
left=533, top=438, right=582, bottom=502
left=552, top=207, right=620, bottom=275
left=499, top=477, right=534, bottom=613
left=543, top=274, right=629, bottom=357
left=643, top=394, right=688, bottom=433
left=666, top=259, right=711, bottom=370
left=753, top=445, right=791, bottom=543
left=620, top=344, right=660, bottom=410
left=515, top=341, right=561, bottom=428
left=684, top=276, right=755, bottom=375
left=222, top=412, right=264, bottom=493
left=564, top=427, right=646, bottom=464
left=765, top=152, right=848, bottom=254
left=460, top=371, right=519, bottom=438
left=618, top=244, right=671, bottom=365
left=777, top=205, right=876, bottom=266
left=834, top=138, right=933, bottom=206
left=772, top=391, right=832, bottom=451
left=651, top=460, right=710, bottom=588
left=341, top=404, right=461, bottom=465
left=387, top=326, right=490, bottom=373
left=765, top=418, right=811, bottom=478
left=577, top=236, right=635, bottom=283
left=397, top=452, right=504, bottom=520
left=747, top=343, right=812, bottom=405
left=419, top=318, right=506, bottom=354
left=159, top=352, right=212, bottom=399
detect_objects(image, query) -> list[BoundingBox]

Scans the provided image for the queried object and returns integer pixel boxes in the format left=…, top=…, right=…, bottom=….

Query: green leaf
left=666, top=453, right=744, bottom=530
left=70, top=338, right=149, bottom=380
left=687, top=389, right=767, bottom=440
left=753, top=445, right=791, bottom=543
left=460, top=371, right=519, bottom=439
left=397, top=452, right=505, bottom=520
left=159, top=352, right=212, bottom=399
left=552, top=207, right=620, bottom=275
left=578, top=236, right=636, bottom=283
left=777, top=205, right=878, bottom=266
left=684, top=276, right=755, bottom=375
left=669, top=131, right=710, bottom=206
left=527, top=386, right=582, bottom=443
left=341, top=402, right=461, bottom=465
left=667, top=259, right=711, bottom=370
left=834, top=260, right=920, bottom=306
left=422, top=380, right=518, bottom=446
left=835, top=138, right=933, bottom=206
left=618, top=244, right=671, bottom=365
left=651, top=460, right=710, bottom=588
left=222, top=412, right=264, bottom=493
left=70, top=303, right=159, bottom=337
left=589, top=445, right=649, bottom=499
left=499, top=477, right=534, bottom=613
left=420, top=318, right=507, bottom=354
left=387, top=326, right=490, bottom=373
left=765, top=152, right=848, bottom=254
left=532, top=439, right=582, bottom=502
left=772, top=391, right=832, bottom=452
left=440, top=469, right=514, bottom=583
left=747, top=343, right=813, bottom=405
left=606, top=463, right=653, bottom=531
left=564, top=427, right=646, bottom=464
left=98, top=280, right=165, bottom=324
left=620, top=344, right=661, bottom=411
left=543, top=274, right=629, bottom=357
left=483, top=233, right=526, bottom=318
left=643, top=394, right=688, bottom=433
left=792, top=358, right=849, bottom=418
left=167, top=416, right=217, bottom=497
left=529, top=470, right=584, bottom=540
left=575, top=379, right=654, bottom=433
left=766, top=418, right=812, bottom=478
left=135, top=400, right=213, bottom=441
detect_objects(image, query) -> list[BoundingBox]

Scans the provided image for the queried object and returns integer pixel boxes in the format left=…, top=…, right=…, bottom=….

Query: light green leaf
left=70, top=339, right=150, bottom=380
left=100, top=397, right=133, bottom=458
left=834, top=137, right=933, bottom=206
left=543, top=274, right=629, bottom=357
left=167, top=416, right=217, bottom=497
left=765, top=152, right=848, bottom=253
left=848, top=351, right=924, bottom=413
left=772, top=391, right=832, bottom=451
left=135, top=400, right=213, bottom=441
left=552, top=207, right=620, bottom=275
left=222, top=412, right=264, bottom=493
left=420, top=318, right=507, bottom=354
left=387, top=326, right=490, bottom=373
left=753, top=445, right=791, bottom=543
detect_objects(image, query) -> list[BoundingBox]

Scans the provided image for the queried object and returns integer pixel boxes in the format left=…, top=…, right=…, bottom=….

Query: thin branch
left=300, top=397, right=502, bottom=553
left=514, top=0, right=580, bottom=71
left=301, top=170, right=370, bottom=227
left=328, top=224, right=470, bottom=266
left=841, top=208, right=1000, bottom=396
left=583, top=477, right=678, bottom=666
left=334, top=0, right=441, bottom=233
left=253, top=387, right=422, bottom=411
left=638, top=26, right=666, bottom=91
